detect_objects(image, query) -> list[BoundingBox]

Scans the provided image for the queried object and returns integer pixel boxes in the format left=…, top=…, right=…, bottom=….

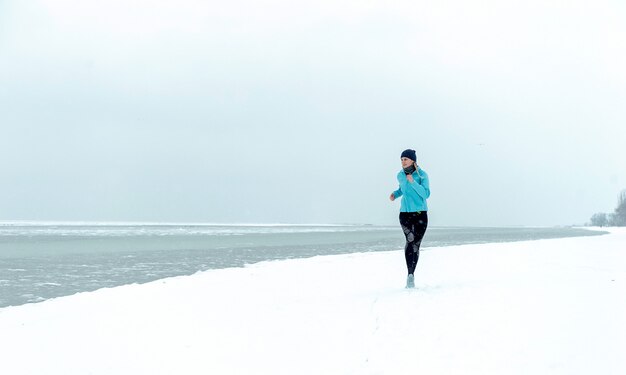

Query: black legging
left=399, top=211, right=428, bottom=275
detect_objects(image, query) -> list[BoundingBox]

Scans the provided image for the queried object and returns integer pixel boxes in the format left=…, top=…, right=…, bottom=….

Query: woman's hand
left=389, top=193, right=395, bottom=201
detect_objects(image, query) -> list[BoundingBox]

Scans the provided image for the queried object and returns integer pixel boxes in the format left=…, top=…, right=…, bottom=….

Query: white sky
left=1, top=0, right=625, bottom=226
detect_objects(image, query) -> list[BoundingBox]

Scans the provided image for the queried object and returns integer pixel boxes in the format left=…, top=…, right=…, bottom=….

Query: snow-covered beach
left=1, top=228, right=625, bottom=375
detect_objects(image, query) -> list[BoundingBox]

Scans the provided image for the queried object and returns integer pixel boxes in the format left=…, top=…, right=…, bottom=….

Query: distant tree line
left=589, top=189, right=626, bottom=227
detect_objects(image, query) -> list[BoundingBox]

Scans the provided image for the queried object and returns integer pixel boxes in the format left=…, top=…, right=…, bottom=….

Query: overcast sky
left=1, top=0, right=625, bottom=226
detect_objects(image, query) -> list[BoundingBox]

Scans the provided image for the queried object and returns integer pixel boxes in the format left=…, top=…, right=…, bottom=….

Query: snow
left=1, top=228, right=625, bottom=375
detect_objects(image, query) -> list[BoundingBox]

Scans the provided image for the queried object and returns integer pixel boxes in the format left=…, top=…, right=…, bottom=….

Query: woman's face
left=401, top=157, right=415, bottom=168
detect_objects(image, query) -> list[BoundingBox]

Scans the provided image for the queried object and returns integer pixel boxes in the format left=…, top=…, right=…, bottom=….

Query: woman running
left=389, top=149, right=430, bottom=288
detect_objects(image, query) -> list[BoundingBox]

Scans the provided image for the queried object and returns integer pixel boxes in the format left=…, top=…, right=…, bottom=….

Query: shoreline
left=0, top=226, right=609, bottom=309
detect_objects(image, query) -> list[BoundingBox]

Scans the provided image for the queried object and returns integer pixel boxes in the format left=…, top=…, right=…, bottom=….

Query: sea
left=0, top=223, right=606, bottom=308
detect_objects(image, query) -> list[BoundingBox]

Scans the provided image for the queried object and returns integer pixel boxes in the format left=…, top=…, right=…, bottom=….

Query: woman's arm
left=392, top=185, right=403, bottom=199
left=408, top=172, right=430, bottom=199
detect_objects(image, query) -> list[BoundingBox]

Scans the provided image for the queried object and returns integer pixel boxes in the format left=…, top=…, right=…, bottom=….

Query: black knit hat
left=401, top=149, right=417, bottom=162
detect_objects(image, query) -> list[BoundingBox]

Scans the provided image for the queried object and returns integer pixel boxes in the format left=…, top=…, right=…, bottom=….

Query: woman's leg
left=399, top=212, right=417, bottom=274
left=399, top=212, right=429, bottom=275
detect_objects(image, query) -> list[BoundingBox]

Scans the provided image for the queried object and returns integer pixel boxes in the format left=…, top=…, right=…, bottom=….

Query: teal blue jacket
left=392, top=168, right=430, bottom=212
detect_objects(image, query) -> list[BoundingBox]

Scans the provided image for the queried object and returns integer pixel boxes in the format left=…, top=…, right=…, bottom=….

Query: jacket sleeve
left=409, top=172, right=430, bottom=199
left=392, top=185, right=403, bottom=199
